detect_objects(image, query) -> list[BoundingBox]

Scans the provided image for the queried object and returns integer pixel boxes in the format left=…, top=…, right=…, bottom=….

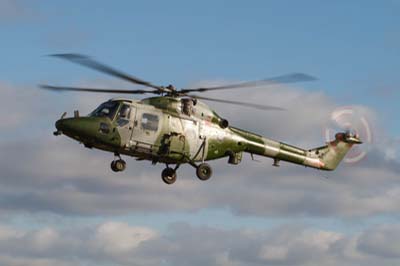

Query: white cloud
left=0, top=221, right=158, bottom=266
left=91, top=222, right=158, bottom=255
left=0, top=222, right=398, bottom=266
left=30, top=228, right=60, bottom=252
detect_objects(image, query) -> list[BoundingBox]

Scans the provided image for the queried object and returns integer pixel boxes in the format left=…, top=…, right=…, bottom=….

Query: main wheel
left=111, top=159, right=126, bottom=172
left=111, top=161, right=118, bottom=172
left=196, top=163, right=212, bottom=181
left=161, top=168, right=177, bottom=185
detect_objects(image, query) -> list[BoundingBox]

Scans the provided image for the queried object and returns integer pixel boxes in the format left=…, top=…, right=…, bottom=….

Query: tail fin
left=309, top=132, right=362, bottom=171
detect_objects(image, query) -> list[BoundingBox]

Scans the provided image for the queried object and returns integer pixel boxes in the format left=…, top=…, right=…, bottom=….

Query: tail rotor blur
left=324, top=106, right=373, bottom=164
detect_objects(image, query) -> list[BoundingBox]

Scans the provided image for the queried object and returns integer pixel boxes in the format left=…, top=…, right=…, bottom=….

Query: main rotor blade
left=39, top=84, right=158, bottom=94
left=50, top=53, right=164, bottom=91
left=180, top=73, right=317, bottom=93
left=189, top=95, right=286, bottom=111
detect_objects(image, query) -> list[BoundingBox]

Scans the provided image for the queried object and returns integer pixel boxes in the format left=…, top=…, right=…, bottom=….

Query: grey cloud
left=0, top=82, right=69, bottom=134
left=0, top=222, right=399, bottom=266
left=357, top=224, right=400, bottom=258
left=0, top=222, right=157, bottom=266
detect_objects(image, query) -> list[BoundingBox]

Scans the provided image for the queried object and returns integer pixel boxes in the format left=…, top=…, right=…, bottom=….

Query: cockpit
left=90, top=100, right=131, bottom=121
left=90, top=101, right=120, bottom=119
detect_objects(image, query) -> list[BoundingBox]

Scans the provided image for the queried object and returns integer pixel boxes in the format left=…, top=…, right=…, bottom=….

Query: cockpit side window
left=118, top=104, right=131, bottom=119
left=141, top=113, right=159, bottom=131
left=116, top=104, right=131, bottom=127
left=90, top=101, right=120, bottom=120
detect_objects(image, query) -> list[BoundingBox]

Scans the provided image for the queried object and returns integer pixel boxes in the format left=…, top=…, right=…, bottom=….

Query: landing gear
left=161, top=167, right=177, bottom=185
left=111, top=159, right=126, bottom=172
left=111, top=154, right=126, bottom=172
left=196, top=163, right=212, bottom=181
left=159, top=161, right=213, bottom=185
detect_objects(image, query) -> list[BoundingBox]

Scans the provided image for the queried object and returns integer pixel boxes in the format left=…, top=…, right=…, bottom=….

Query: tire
left=115, top=160, right=126, bottom=172
left=161, top=168, right=177, bottom=185
left=196, top=163, right=212, bottom=181
left=111, top=161, right=119, bottom=172
left=111, top=160, right=126, bottom=172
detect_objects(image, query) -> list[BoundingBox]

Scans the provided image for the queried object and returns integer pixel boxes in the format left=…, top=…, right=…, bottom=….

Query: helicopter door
left=131, top=110, right=162, bottom=152
left=115, top=103, right=135, bottom=148
left=163, top=116, right=186, bottom=158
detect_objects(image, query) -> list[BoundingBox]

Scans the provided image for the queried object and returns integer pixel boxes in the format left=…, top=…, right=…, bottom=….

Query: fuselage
left=56, top=96, right=239, bottom=164
left=55, top=96, right=361, bottom=170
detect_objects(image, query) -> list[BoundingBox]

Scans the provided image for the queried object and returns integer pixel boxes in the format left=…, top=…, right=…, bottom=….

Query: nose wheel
left=111, top=159, right=126, bottom=172
left=111, top=154, right=126, bottom=172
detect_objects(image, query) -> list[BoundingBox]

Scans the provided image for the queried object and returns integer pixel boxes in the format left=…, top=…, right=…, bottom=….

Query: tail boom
left=235, top=129, right=361, bottom=171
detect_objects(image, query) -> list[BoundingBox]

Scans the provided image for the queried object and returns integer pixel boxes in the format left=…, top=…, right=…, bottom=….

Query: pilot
left=181, top=98, right=194, bottom=116
left=166, top=84, right=175, bottom=91
left=119, top=105, right=131, bottom=119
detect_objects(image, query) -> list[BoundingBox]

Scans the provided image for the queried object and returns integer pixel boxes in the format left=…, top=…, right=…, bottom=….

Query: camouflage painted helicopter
left=41, top=54, right=362, bottom=184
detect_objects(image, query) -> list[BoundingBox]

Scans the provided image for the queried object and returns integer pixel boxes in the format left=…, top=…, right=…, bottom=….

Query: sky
left=0, top=0, right=400, bottom=265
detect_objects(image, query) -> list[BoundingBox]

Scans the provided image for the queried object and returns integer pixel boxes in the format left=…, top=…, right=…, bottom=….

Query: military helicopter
left=41, top=54, right=362, bottom=184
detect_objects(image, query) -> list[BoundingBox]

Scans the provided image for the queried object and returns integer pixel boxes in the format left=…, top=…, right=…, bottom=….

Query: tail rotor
left=324, top=106, right=373, bottom=164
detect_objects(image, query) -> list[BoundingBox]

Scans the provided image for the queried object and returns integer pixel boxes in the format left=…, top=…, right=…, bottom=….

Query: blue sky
left=2, top=0, right=400, bottom=130
left=1, top=1, right=400, bottom=265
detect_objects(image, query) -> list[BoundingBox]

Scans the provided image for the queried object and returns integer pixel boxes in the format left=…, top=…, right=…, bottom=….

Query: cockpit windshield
left=90, top=101, right=120, bottom=120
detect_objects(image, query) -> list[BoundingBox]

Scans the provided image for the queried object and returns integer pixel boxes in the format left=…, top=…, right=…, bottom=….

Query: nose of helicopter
left=55, top=118, right=78, bottom=135
left=55, top=117, right=106, bottom=140
left=55, top=119, right=63, bottom=131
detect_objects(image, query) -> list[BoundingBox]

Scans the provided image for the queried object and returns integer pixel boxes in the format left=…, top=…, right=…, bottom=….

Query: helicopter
left=41, top=54, right=362, bottom=184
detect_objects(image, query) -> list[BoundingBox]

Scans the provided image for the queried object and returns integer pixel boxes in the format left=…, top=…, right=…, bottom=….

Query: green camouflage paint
left=55, top=97, right=361, bottom=171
